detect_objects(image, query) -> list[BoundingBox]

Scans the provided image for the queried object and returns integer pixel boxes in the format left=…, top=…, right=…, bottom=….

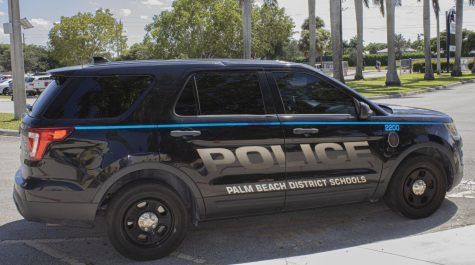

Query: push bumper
left=13, top=170, right=98, bottom=226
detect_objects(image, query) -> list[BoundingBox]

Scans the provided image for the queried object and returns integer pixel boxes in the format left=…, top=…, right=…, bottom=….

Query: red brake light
left=27, top=127, right=73, bottom=160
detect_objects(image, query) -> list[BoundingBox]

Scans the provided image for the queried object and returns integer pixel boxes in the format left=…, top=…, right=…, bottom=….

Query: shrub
left=412, top=60, right=454, bottom=73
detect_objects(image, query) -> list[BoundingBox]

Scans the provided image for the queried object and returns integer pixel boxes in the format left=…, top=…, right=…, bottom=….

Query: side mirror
left=26, top=104, right=33, bottom=112
left=358, top=102, right=373, bottom=120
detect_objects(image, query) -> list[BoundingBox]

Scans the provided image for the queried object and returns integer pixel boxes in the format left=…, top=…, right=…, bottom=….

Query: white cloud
left=119, top=9, right=132, bottom=17
left=140, top=15, right=149, bottom=20
left=0, top=11, right=5, bottom=17
left=31, top=18, right=51, bottom=29
left=88, top=1, right=99, bottom=6
left=141, top=0, right=163, bottom=7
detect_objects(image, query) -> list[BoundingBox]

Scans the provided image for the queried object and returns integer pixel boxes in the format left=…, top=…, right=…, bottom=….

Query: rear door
left=267, top=71, right=384, bottom=209
left=160, top=70, right=286, bottom=218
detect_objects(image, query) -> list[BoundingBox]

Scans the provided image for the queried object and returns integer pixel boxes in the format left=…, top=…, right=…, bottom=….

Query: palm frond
left=432, top=0, right=440, bottom=15
left=363, top=0, right=370, bottom=8
left=373, top=0, right=384, bottom=16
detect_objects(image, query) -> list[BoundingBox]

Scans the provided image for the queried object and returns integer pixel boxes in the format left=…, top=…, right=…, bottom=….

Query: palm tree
left=240, top=0, right=252, bottom=59
left=453, top=0, right=475, bottom=76
left=308, top=0, right=316, bottom=67
left=330, top=0, right=344, bottom=82
left=422, top=0, right=434, bottom=80
left=354, top=0, right=367, bottom=80
left=385, top=0, right=401, bottom=86
left=432, top=0, right=441, bottom=74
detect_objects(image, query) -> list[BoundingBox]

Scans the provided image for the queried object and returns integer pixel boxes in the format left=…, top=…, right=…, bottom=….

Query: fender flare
left=91, top=162, right=206, bottom=218
left=373, top=141, right=455, bottom=199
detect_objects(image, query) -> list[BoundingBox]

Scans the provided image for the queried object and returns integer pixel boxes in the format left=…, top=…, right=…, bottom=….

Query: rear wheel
left=2, top=88, right=8, bottom=95
left=384, top=156, right=447, bottom=219
left=106, top=183, right=189, bottom=261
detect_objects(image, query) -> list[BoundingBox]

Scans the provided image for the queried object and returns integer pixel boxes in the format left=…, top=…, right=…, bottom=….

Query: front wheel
left=384, top=156, right=447, bottom=219
left=106, top=183, right=189, bottom=261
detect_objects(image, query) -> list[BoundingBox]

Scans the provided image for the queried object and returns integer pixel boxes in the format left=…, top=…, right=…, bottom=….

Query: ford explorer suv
left=13, top=59, right=463, bottom=261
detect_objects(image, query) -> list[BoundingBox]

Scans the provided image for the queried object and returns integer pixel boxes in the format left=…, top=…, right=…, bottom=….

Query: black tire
left=2, top=88, right=7, bottom=95
left=106, top=182, right=189, bottom=261
left=384, top=156, right=447, bottom=219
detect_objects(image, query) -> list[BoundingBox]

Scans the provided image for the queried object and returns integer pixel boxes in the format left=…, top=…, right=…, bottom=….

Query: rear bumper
left=13, top=170, right=98, bottom=226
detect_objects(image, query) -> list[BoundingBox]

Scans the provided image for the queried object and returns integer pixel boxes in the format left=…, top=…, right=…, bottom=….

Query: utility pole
left=8, top=0, right=26, bottom=119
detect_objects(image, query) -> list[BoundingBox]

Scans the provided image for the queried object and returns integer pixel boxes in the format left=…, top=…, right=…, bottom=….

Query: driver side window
left=273, top=72, right=356, bottom=115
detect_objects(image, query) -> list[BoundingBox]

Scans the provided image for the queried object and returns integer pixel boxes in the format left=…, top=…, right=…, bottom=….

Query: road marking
left=25, top=241, right=86, bottom=265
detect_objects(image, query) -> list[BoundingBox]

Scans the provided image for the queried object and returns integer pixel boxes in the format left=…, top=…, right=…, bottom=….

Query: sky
left=1, top=0, right=475, bottom=47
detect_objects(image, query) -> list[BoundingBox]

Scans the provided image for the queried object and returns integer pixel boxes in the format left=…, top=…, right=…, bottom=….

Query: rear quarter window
left=40, top=75, right=153, bottom=120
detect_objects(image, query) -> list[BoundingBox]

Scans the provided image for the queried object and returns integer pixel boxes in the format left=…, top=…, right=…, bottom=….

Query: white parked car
left=32, top=75, right=53, bottom=94
left=0, top=79, right=12, bottom=95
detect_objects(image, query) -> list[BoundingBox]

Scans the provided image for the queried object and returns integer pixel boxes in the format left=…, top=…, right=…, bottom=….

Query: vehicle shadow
left=0, top=199, right=459, bottom=265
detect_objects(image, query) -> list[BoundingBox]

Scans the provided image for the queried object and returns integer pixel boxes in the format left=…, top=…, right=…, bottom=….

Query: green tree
left=298, top=17, right=331, bottom=61
left=252, top=2, right=294, bottom=59
left=143, top=0, right=293, bottom=59
left=0, top=44, right=58, bottom=72
left=49, top=9, right=127, bottom=66
left=365, top=42, right=387, bottom=54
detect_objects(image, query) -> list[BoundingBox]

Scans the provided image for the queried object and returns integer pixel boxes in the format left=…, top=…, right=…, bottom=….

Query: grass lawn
left=0, top=95, right=11, bottom=99
left=347, top=72, right=475, bottom=97
left=0, top=113, right=20, bottom=130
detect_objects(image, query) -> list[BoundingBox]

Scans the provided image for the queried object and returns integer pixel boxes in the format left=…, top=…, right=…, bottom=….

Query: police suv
left=13, top=59, right=463, bottom=261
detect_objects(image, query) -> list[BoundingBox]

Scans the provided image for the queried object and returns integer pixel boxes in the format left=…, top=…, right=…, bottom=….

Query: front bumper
left=13, top=170, right=98, bottom=226
left=449, top=138, right=464, bottom=191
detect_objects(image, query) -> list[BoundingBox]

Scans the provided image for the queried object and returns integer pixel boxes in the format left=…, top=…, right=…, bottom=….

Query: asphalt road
left=0, top=97, right=36, bottom=114
left=1, top=83, right=475, bottom=265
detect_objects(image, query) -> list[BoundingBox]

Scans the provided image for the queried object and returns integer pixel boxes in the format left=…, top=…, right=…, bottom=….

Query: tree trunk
left=452, top=0, right=463, bottom=76
left=436, top=11, right=441, bottom=74
left=423, top=0, right=434, bottom=80
left=330, top=0, right=345, bottom=82
left=472, top=58, right=475, bottom=73
left=241, top=0, right=252, bottom=59
left=354, top=0, right=364, bottom=80
left=385, top=0, right=401, bottom=86
left=308, top=0, right=316, bottom=67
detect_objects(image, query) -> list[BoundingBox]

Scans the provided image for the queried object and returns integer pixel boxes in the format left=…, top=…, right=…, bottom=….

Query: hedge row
left=412, top=60, right=455, bottom=73
left=343, top=52, right=426, bottom=67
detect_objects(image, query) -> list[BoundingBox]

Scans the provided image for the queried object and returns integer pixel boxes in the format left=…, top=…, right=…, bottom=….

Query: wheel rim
left=123, top=199, right=174, bottom=247
left=403, top=168, right=437, bottom=209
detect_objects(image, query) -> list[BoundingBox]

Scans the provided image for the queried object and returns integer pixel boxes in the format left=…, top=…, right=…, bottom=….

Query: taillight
left=45, top=82, right=49, bottom=87
left=27, top=127, right=73, bottom=160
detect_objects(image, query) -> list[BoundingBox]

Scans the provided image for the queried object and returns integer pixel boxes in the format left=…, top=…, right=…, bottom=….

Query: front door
left=160, top=70, right=286, bottom=218
left=268, top=71, right=385, bottom=209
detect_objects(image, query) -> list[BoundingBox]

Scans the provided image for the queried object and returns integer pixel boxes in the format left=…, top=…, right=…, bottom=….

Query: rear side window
left=175, top=72, right=265, bottom=116
left=43, top=75, right=153, bottom=119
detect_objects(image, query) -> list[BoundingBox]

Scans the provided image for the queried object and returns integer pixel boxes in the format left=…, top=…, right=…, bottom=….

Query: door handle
left=293, top=128, right=319, bottom=135
left=170, top=130, right=201, bottom=137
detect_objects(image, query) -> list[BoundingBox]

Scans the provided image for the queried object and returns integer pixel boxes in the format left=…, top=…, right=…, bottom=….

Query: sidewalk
left=238, top=225, right=475, bottom=265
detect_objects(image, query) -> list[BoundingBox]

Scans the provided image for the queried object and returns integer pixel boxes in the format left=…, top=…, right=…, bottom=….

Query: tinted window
left=194, top=72, right=265, bottom=115
left=44, top=75, right=153, bottom=119
left=175, top=78, right=198, bottom=116
left=273, top=72, right=356, bottom=115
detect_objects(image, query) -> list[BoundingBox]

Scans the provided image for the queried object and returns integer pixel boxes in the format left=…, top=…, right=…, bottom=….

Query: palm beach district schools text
left=225, top=176, right=367, bottom=194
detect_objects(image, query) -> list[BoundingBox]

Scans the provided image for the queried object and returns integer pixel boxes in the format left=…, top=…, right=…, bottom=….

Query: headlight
left=446, top=123, right=460, bottom=140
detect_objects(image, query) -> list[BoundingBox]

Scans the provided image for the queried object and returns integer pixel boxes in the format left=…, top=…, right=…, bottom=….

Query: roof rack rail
left=92, top=56, right=110, bottom=64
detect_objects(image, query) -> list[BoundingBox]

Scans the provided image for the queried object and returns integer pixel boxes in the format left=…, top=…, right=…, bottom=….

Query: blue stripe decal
left=75, top=121, right=444, bottom=130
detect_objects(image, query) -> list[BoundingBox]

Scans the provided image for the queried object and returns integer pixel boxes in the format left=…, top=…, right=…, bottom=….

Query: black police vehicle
left=13, top=59, right=463, bottom=261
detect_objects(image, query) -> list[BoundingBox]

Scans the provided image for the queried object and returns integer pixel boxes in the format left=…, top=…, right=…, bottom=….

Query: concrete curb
left=0, top=129, right=19, bottom=137
left=368, top=78, right=475, bottom=100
